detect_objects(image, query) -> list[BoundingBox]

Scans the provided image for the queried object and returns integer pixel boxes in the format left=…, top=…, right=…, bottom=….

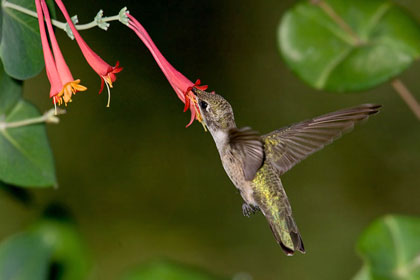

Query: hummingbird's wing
left=262, top=104, right=381, bottom=176
left=228, top=127, right=264, bottom=181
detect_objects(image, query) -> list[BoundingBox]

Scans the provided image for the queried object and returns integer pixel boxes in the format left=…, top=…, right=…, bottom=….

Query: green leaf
left=0, top=216, right=89, bottom=280
left=1, top=0, right=42, bottom=79
left=278, top=0, right=420, bottom=92
left=122, top=260, right=228, bottom=280
left=353, top=266, right=371, bottom=280
left=0, top=62, right=56, bottom=187
left=0, top=232, right=51, bottom=280
left=0, top=59, right=21, bottom=112
left=0, top=0, right=56, bottom=79
left=30, top=218, right=90, bottom=280
left=355, top=215, right=420, bottom=280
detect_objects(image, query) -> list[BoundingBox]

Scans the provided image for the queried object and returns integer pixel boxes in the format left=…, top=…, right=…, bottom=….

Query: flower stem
left=2, top=0, right=124, bottom=32
left=311, top=0, right=362, bottom=46
left=391, top=79, right=420, bottom=120
left=0, top=108, right=65, bottom=130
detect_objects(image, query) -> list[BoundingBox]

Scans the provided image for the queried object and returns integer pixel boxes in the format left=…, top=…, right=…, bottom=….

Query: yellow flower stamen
left=56, top=79, right=87, bottom=106
left=104, top=75, right=114, bottom=88
left=102, top=76, right=112, bottom=107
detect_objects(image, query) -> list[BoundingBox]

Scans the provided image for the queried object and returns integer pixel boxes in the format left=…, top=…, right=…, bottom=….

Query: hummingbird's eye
left=199, top=100, right=209, bottom=111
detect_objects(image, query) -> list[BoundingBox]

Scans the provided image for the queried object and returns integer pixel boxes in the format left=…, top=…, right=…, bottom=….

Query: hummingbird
left=192, top=87, right=381, bottom=256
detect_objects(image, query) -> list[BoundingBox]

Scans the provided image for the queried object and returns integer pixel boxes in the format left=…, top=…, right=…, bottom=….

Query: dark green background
left=1, top=0, right=420, bottom=279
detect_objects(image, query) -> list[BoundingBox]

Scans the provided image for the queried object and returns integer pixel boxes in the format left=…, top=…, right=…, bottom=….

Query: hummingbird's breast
left=251, top=162, right=289, bottom=215
left=219, top=143, right=288, bottom=213
left=220, top=146, right=258, bottom=206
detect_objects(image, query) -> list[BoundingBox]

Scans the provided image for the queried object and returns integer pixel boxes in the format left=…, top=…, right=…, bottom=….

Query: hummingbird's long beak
left=191, top=87, right=199, bottom=96
left=192, top=87, right=207, bottom=97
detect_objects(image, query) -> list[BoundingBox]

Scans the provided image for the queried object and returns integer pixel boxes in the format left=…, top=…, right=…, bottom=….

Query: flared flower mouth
left=54, top=0, right=122, bottom=107
left=100, top=61, right=123, bottom=107
left=186, top=92, right=206, bottom=128
left=103, top=61, right=123, bottom=88
left=55, top=79, right=88, bottom=106
left=183, top=79, right=208, bottom=128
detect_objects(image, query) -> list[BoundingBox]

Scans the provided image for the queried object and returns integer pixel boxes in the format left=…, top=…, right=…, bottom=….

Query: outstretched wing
left=262, top=104, right=381, bottom=176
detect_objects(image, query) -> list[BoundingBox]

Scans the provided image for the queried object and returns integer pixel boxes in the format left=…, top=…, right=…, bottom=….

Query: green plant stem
left=0, top=108, right=65, bottom=130
left=2, top=0, right=120, bottom=32
left=391, top=79, right=420, bottom=120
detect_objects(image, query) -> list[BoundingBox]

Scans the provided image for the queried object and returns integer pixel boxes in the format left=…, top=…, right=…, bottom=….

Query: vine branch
left=391, top=79, right=420, bottom=120
left=2, top=0, right=129, bottom=39
left=0, top=108, right=65, bottom=130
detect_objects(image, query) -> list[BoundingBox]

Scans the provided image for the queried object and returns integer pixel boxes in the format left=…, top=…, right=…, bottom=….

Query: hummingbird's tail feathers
left=253, top=170, right=305, bottom=255
left=267, top=213, right=305, bottom=256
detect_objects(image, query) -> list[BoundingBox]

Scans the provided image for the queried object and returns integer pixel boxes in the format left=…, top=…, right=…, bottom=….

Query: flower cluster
left=36, top=0, right=122, bottom=110
left=37, top=1, right=208, bottom=127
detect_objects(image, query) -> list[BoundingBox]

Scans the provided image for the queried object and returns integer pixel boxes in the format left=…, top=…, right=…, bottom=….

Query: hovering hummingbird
left=192, top=87, right=381, bottom=256
left=125, top=12, right=382, bottom=256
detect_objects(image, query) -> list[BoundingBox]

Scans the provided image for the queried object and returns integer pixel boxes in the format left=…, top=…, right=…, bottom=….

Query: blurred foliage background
left=1, top=0, right=420, bottom=279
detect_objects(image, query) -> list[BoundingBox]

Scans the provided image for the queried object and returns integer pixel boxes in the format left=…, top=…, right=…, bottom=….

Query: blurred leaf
left=353, top=266, right=371, bottom=280
left=0, top=60, right=21, bottom=113
left=0, top=63, right=56, bottom=187
left=0, top=232, right=51, bottom=280
left=278, top=0, right=420, bottom=91
left=355, top=215, right=420, bottom=280
left=1, top=0, right=43, bottom=79
left=30, top=218, right=90, bottom=280
left=122, top=260, right=228, bottom=280
left=0, top=214, right=89, bottom=280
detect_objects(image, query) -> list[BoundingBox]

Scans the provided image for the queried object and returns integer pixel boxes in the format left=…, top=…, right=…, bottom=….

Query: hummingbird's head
left=192, top=88, right=236, bottom=133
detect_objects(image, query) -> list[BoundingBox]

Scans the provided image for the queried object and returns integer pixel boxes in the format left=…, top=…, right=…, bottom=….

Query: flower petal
left=54, top=0, right=122, bottom=89
left=35, top=0, right=61, bottom=98
left=128, top=14, right=210, bottom=128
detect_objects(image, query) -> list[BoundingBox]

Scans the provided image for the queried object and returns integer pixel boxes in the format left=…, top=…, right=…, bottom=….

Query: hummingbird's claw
left=242, top=203, right=259, bottom=217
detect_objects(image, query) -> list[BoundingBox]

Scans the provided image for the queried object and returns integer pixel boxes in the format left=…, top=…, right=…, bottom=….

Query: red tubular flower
left=54, top=0, right=122, bottom=107
left=40, top=0, right=86, bottom=106
left=35, top=0, right=62, bottom=101
left=126, top=13, right=208, bottom=127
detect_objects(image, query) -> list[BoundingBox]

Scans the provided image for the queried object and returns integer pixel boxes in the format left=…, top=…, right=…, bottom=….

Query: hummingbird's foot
left=242, top=203, right=259, bottom=217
